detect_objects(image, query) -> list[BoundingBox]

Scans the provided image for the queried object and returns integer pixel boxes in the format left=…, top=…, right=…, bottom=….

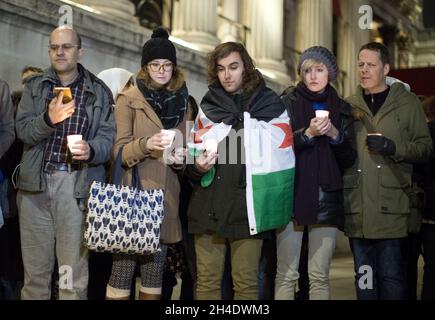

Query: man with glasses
left=15, top=26, right=115, bottom=299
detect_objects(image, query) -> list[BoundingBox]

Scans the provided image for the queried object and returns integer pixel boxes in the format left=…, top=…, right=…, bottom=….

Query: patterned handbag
left=84, top=147, right=164, bottom=255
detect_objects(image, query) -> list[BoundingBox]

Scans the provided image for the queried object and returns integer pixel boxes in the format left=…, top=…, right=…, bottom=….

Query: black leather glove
left=366, top=135, right=396, bottom=156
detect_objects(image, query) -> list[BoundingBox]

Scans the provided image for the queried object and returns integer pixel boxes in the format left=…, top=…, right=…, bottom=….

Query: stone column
left=217, top=0, right=242, bottom=43
left=295, top=0, right=333, bottom=52
left=74, top=0, right=139, bottom=25
left=171, top=0, right=219, bottom=51
left=337, top=0, right=370, bottom=97
left=244, top=0, right=290, bottom=84
left=397, top=32, right=412, bottom=69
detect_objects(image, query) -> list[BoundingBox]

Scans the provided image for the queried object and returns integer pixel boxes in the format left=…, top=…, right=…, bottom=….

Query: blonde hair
left=298, top=58, right=328, bottom=81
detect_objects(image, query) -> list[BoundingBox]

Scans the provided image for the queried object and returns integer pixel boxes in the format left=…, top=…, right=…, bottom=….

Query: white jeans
left=275, top=221, right=337, bottom=300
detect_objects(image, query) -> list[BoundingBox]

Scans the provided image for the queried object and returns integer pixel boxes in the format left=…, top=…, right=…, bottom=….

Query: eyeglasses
left=48, top=44, right=80, bottom=51
left=147, top=62, right=173, bottom=73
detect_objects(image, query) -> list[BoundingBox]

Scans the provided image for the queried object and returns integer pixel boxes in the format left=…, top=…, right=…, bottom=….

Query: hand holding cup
left=146, top=130, right=176, bottom=151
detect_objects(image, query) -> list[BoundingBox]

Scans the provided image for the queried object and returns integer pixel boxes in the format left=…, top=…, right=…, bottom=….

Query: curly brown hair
left=206, top=42, right=262, bottom=93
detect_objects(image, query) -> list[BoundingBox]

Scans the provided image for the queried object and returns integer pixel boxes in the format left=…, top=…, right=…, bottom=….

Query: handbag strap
left=111, top=146, right=143, bottom=189
left=359, top=112, right=414, bottom=199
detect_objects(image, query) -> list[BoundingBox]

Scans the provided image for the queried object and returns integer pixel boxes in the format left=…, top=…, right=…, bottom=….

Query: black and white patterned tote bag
left=84, top=147, right=164, bottom=254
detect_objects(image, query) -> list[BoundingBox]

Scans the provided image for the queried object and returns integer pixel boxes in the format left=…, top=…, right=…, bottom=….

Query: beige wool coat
left=114, top=76, right=192, bottom=244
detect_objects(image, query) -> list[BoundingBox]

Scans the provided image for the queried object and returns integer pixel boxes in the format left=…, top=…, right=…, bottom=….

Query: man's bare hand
left=48, top=91, right=75, bottom=124
left=69, top=140, right=91, bottom=161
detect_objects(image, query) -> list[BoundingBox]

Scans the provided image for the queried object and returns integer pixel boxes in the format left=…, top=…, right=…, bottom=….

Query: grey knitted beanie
left=297, top=46, right=339, bottom=81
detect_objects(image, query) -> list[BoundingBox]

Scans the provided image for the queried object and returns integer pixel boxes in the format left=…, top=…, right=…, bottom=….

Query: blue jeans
left=349, top=238, right=407, bottom=300
left=0, top=278, right=22, bottom=300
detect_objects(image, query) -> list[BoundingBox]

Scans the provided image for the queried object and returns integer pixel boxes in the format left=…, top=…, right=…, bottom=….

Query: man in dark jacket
left=344, top=42, right=432, bottom=300
left=15, top=26, right=115, bottom=300
left=186, top=42, right=290, bottom=300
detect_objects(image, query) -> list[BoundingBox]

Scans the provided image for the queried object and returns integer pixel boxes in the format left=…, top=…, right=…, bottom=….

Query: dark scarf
left=293, top=81, right=343, bottom=225
left=137, top=79, right=188, bottom=129
left=200, top=81, right=285, bottom=125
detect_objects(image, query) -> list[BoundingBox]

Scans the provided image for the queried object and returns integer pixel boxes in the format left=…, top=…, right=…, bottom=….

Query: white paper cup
left=204, top=139, right=218, bottom=154
left=315, top=110, right=329, bottom=118
left=160, top=129, right=176, bottom=148
left=367, top=133, right=383, bottom=136
left=67, top=134, right=82, bottom=152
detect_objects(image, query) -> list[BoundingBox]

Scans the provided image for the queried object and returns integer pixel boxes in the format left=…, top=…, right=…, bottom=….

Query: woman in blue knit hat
left=105, top=27, right=193, bottom=300
left=275, top=46, right=356, bottom=300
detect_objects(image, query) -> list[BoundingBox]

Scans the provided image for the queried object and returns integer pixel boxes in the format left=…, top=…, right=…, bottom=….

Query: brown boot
left=139, top=291, right=161, bottom=300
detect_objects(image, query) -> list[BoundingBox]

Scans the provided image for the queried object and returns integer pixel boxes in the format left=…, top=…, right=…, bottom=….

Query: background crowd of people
left=0, top=24, right=434, bottom=301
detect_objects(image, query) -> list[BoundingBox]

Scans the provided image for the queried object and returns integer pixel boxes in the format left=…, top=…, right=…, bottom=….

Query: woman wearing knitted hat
left=105, top=27, right=193, bottom=300
left=275, top=46, right=356, bottom=300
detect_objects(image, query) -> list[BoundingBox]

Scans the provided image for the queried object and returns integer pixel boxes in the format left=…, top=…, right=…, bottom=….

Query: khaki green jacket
left=344, top=83, right=432, bottom=239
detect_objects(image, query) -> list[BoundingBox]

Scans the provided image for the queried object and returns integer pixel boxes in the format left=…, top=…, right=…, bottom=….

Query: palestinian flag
left=187, top=107, right=231, bottom=155
left=188, top=108, right=295, bottom=235
left=244, top=111, right=295, bottom=235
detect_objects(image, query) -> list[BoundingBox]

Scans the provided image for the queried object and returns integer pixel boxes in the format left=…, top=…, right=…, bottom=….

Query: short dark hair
left=359, top=42, right=390, bottom=65
left=206, top=42, right=261, bottom=92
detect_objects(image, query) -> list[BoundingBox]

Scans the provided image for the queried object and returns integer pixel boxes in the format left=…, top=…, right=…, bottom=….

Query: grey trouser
left=18, top=171, right=89, bottom=300
left=275, top=221, right=337, bottom=300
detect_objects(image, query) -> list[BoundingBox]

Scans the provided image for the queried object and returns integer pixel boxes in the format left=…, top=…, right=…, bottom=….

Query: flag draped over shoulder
left=244, top=111, right=295, bottom=235
left=188, top=107, right=295, bottom=235
left=187, top=107, right=231, bottom=156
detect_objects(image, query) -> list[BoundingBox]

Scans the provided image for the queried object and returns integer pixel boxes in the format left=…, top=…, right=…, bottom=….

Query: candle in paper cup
left=67, top=134, right=82, bottom=152
left=160, top=129, right=176, bottom=148
left=315, top=110, right=329, bottom=118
